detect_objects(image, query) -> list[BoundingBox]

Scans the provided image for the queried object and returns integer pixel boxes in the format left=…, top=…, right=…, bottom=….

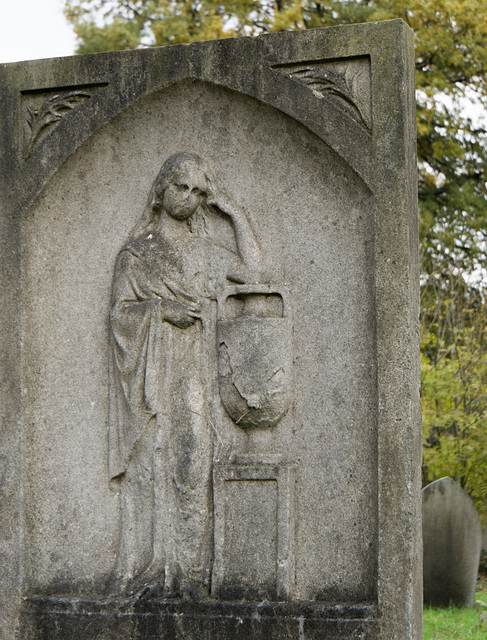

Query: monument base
left=21, top=597, right=378, bottom=640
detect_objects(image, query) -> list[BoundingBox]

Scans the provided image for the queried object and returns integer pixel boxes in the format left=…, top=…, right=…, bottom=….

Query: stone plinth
left=21, top=598, right=378, bottom=640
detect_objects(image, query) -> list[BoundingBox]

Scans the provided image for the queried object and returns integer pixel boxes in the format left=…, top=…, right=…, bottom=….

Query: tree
left=421, top=267, right=487, bottom=522
left=64, top=0, right=487, bottom=519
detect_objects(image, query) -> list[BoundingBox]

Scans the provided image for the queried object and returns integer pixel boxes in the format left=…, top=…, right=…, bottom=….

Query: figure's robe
left=109, top=227, right=222, bottom=591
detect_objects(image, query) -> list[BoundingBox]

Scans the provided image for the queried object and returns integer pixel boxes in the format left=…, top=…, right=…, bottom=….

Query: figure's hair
left=128, top=152, right=209, bottom=240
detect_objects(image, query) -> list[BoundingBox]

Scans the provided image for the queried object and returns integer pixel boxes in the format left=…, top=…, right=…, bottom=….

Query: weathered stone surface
left=0, top=19, right=420, bottom=640
left=423, top=477, right=482, bottom=607
left=20, top=598, right=378, bottom=640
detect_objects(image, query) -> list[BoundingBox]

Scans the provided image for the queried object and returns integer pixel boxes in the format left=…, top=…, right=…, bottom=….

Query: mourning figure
left=108, top=152, right=261, bottom=597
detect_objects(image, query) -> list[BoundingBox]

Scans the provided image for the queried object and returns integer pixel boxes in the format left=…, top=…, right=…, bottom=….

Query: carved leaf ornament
left=278, top=65, right=369, bottom=129
left=25, top=91, right=91, bottom=157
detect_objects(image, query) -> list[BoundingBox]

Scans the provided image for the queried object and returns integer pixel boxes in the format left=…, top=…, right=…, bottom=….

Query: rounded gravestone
left=423, top=477, right=482, bottom=607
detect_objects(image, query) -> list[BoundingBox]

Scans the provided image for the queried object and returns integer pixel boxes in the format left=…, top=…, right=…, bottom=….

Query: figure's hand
left=206, top=174, right=237, bottom=218
left=160, top=300, right=201, bottom=329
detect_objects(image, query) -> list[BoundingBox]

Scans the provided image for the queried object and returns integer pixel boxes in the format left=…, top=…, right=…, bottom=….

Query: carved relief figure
left=108, top=153, right=261, bottom=597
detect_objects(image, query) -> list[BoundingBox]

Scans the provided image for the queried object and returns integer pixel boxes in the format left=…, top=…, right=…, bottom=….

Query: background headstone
left=0, top=20, right=421, bottom=640
left=423, top=477, right=482, bottom=607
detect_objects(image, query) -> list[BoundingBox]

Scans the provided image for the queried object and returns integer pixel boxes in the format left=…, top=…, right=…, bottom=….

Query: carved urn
left=217, top=285, right=292, bottom=429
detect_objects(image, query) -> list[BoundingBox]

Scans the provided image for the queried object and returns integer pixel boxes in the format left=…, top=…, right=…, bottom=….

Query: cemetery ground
left=423, top=574, right=487, bottom=639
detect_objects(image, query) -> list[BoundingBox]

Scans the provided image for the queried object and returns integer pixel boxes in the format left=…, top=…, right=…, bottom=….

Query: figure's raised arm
left=205, top=175, right=263, bottom=282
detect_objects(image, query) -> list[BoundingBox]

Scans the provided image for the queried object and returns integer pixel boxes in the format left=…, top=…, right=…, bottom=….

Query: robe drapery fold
left=108, top=229, right=214, bottom=590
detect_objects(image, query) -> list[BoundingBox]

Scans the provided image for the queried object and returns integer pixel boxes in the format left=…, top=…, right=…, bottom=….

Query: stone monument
left=0, top=20, right=421, bottom=640
left=423, top=477, right=482, bottom=607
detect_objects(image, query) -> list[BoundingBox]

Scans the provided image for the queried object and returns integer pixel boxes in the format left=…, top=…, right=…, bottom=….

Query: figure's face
left=162, top=164, right=207, bottom=221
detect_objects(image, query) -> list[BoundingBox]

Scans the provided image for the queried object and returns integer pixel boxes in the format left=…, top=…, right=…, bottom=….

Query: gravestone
left=423, top=477, right=482, bottom=607
left=0, top=20, right=421, bottom=640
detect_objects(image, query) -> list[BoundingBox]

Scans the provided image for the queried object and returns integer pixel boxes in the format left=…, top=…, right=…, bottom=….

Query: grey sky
left=0, top=0, right=76, bottom=64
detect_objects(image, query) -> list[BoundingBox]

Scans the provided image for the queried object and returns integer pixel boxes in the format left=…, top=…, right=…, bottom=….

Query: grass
left=423, top=575, right=487, bottom=639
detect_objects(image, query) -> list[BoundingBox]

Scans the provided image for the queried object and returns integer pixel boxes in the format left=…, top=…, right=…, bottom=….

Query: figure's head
left=151, top=152, right=208, bottom=221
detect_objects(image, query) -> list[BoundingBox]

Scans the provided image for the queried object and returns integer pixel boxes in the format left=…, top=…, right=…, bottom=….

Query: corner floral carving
left=25, top=91, right=91, bottom=158
left=272, top=58, right=371, bottom=131
left=290, top=67, right=365, bottom=123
